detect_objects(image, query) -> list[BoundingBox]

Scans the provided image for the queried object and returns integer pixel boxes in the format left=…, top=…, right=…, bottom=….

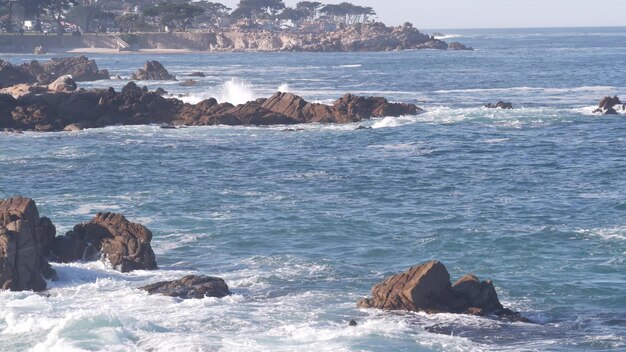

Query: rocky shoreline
left=0, top=22, right=472, bottom=53
left=0, top=195, right=528, bottom=326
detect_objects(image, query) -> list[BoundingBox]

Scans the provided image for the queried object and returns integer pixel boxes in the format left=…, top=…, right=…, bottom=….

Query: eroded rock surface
left=358, top=261, right=529, bottom=322
left=50, top=212, right=157, bottom=273
left=140, top=275, right=230, bottom=299
left=0, top=196, right=56, bottom=291
left=593, top=96, right=623, bottom=115
left=1, top=84, right=421, bottom=132
left=131, top=61, right=176, bottom=81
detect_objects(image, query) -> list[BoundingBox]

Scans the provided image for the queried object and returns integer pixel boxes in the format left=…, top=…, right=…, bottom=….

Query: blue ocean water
left=1, top=27, right=625, bottom=351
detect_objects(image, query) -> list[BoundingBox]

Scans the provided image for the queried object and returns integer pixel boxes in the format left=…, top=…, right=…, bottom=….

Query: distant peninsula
left=0, top=1, right=472, bottom=53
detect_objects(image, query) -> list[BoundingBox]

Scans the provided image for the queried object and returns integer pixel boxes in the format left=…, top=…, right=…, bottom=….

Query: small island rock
left=131, top=61, right=176, bottom=81
left=140, top=275, right=230, bottom=299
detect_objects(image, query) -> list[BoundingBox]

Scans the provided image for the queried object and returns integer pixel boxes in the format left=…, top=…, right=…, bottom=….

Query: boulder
left=0, top=196, right=57, bottom=291
left=140, top=275, right=230, bottom=299
left=50, top=212, right=157, bottom=272
left=48, top=75, right=77, bottom=93
left=358, top=260, right=529, bottom=322
left=593, top=96, right=622, bottom=115
left=131, top=61, right=176, bottom=81
left=448, top=42, right=474, bottom=51
left=485, top=101, right=513, bottom=109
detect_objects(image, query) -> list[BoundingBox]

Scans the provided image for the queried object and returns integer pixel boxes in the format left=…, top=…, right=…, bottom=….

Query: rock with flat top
left=140, top=275, right=230, bottom=299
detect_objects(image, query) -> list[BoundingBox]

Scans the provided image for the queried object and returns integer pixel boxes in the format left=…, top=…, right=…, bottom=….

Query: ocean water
left=1, top=27, right=625, bottom=351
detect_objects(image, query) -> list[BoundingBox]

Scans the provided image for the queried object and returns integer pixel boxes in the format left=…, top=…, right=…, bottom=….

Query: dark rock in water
left=0, top=196, right=57, bottom=291
left=348, top=319, right=358, bottom=327
left=140, top=275, right=230, bottom=299
left=357, top=260, right=529, bottom=322
left=1, top=87, right=421, bottom=132
left=355, top=125, right=372, bottom=130
left=593, top=96, right=622, bottom=115
left=485, top=101, right=513, bottom=109
left=160, top=124, right=177, bottom=129
left=448, top=42, right=474, bottom=51
left=131, top=61, right=176, bottom=81
left=50, top=212, right=157, bottom=273
left=186, top=72, right=206, bottom=77
left=155, top=87, right=168, bottom=96
left=1, top=56, right=108, bottom=87
left=180, top=79, right=197, bottom=87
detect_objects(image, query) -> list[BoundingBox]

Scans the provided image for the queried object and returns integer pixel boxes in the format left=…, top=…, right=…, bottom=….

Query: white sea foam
left=277, top=83, right=291, bottom=92
left=434, top=34, right=463, bottom=40
left=576, top=226, right=626, bottom=241
left=182, top=78, right=258, bottom=105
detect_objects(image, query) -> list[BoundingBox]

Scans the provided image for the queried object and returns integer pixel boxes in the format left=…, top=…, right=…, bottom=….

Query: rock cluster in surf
left=0, top=82, right=421, bottom=132
left=593, top=96, right=624, bottom=115
left=131, top=60, right=176, bottom=81
left=358, top=260, right=529, bottom=322
left=140, top=275, right=230, bottom=299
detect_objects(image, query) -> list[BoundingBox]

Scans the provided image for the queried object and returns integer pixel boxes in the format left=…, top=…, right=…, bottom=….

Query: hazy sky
left=218, top=0, right=626, bottom=29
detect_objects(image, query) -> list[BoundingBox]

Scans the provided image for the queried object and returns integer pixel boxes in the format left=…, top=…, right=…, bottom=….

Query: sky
left=218, top=0, right=626, bottom=29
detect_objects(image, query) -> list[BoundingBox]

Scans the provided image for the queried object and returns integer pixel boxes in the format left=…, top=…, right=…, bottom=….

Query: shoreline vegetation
left=0, top=1, right=472, bottom=53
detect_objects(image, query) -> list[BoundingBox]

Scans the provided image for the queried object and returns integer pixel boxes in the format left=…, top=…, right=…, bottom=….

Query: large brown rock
left=39, top=56, right=110, bottom=83
left=131, top=61, right=176, bottom=81
left=50, top=212, right=157, bottom=273
left=0, top=196, right=56, bottom=291
left=140, top=275, right=230, bottom=299
left=48, top=75, right=77, bottom=93
left=358, top=261, right=529, bottom=322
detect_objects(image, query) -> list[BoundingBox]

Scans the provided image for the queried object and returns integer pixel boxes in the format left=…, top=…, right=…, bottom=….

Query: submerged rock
left=179, top=79, right=197, bottom=87
left=140, top=275, right=230, bottom=299
left=50, top=212, right=157, bottom=272
left=131, top=61, right=176, bottom=81
left=485, top=101, right=513, bottom=109
left=186, top=72, right=206, bottom=77
left=0, top=196, right=57, bottom=291
left=358, top=260, right=529, bottom=322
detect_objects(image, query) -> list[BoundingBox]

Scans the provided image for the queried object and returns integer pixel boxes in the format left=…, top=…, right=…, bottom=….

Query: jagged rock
left=140, top=275, right=230, bottom=299
left=0, top=57, right=108, bottom=87
left=155, top=87, right=168, bottom=96
left=358, top=260, right=529, bottom=322
left=593, top=96, right=622, bottom=115
left=1, top=87, right=420, bottom=131
left=179, top=79, right=197, bottom=87
left=131, top=61, right=176, bottom=81
left=0, top=60, right=37, bottom=88
left=48, top=75, right=77, bottom=93
left=0, top=196, right=57, bottom=291
left=50, top=212, right=157, bottom=273
left=485, top=101, right=513, bottom=109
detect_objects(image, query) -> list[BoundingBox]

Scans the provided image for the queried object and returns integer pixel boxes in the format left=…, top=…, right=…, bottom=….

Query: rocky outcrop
left=140, top=275, right=230, bottom=299
left=0, top=56, right=109, bottom=88
left=131, top=61, right=176, bottom=81
left=47, top=75, right=77, bottom=93
left=357, top=261, right=529, bottom=322
left=50, top=212, right=157, bottom=273
left=485, top=101, right=513, bottom=109
left=186, top=72, right=206, bottom=77
left=205, top=22, right=469, bottom=52
left=0, top=196, right=57, bottom=292
left=1, top=84, right=421, bottom=132
left=593, top=96, right=623, bottom=115
left=179, top=79, right=197, bottom=87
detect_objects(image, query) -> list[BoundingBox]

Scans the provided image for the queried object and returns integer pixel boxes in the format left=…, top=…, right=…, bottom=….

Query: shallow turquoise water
left=0, top=27, right=625, bottom=351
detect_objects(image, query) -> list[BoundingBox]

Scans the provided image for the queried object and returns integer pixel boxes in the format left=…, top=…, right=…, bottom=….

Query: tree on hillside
left=295, top=1, right=321, bottom=21
left=45, top=0, right=78, bottom=34
left=143, top=1, right=204, bottom=31
left=194, top=1, right=231, bottom=28
left=22, top=0, right=47, bottom=32
left=115, top=12, right=154, bottom=32
left=277, top=7, right=307, bottom=24
left=0, top=0, right=18, bottom=32
left=235, top=0, right=285, bottom=20
left=320, top=2, right=375, bottom=25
